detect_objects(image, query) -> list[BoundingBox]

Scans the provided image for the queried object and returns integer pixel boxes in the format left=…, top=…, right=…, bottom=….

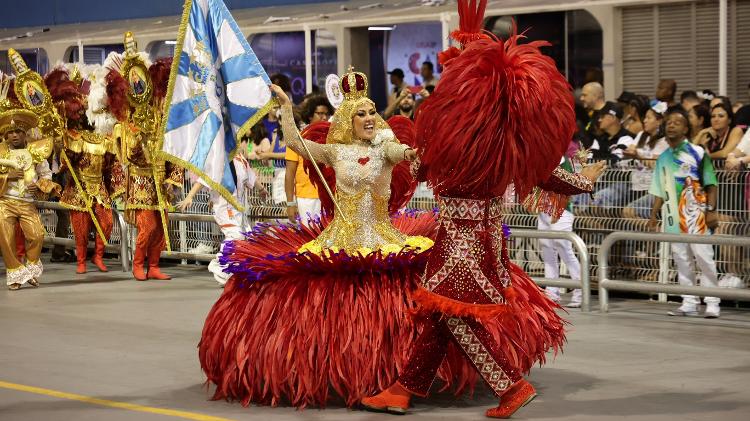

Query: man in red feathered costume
left=107, top=32, right=183, bottom=281
left=45, top=67, right=126, bottom=274
left=362, top=0, right=605, bottom=418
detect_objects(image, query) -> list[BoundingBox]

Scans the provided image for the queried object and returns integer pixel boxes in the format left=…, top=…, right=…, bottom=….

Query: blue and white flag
left=161, top=0, right=272, bottom=207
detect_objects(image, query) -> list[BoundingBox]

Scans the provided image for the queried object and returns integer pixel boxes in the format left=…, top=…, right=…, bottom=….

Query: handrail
left=512, top=229, right=591, bottom=312
left=34, top=201, right=129, bottom=272
left=598, top=232, right=750, bottom=312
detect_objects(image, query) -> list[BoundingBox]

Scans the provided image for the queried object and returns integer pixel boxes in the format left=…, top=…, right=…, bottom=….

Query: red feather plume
left=415, top=31, right=575, bottom=200
left=105, top=69, right=129, bottom=122
left=300, top=121, right=337, bottom=215
left=149, top=57, right=172, bottom=101
left=44, top=68, right=85, bottom=121
left=6, top=79, right=20, bottom=104
left=451, top=0, right=490, bottom=46
left=387, top=116, right=419, bottom=214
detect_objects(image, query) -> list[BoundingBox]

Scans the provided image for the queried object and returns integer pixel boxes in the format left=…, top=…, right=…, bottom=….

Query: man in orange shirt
left=284, top=96, right=332, bottom=225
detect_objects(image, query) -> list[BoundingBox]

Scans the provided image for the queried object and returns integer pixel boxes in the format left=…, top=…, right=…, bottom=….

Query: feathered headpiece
left=44, top=67, right=87, bottom=123
left=415, top=0, right=576, bottom=200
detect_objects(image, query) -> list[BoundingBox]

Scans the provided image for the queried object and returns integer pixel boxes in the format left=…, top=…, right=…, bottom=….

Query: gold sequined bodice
left=310, top=142, right=406, bottom=252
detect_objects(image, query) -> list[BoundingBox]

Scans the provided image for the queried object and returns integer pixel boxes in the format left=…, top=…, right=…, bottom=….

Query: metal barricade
left=513, top=229, right=591, bottom=312
left=34, top=201, right=130, bottom=272
left=598, top=232, right=750, bottom=312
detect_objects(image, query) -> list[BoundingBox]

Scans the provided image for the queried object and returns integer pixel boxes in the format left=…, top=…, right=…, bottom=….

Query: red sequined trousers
left=70, top=205, right=113, bottom=263
left=134, top=210, right=167, bottom=270
left=399, top=196, right=523, bottom=397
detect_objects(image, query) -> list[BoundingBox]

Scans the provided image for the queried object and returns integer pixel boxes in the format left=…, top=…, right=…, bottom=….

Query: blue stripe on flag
left=188, top=111, right=223, bottom=169
left=166, top=94, right=210, bottom=131
left=220, top=153, right=236, bottom=193
left=226, top=101, right=257, bottom=130
left=189, top=0, right=218, bottom=64
left=209, top=0, right=271, bottom=85
left=221, top=55, right=257, bottom=85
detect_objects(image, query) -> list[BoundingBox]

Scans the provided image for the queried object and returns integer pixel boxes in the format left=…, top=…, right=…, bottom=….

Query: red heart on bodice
left=358, top=157, right=370, bottom=166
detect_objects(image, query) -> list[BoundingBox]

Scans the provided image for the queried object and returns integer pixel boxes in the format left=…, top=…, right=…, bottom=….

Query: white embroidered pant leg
left=210, top=201, right=245, bottom=285
left=538, top=210, right=581, bottom=301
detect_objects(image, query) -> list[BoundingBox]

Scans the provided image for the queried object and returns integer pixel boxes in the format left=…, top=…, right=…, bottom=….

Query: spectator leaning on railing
left=648, top=107, right=721, bottom=319
left=623, top=101, right=669, bottom=220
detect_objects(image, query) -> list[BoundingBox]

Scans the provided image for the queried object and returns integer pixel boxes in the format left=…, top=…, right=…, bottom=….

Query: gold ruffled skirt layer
left=297, top=190, right=434, bottom=256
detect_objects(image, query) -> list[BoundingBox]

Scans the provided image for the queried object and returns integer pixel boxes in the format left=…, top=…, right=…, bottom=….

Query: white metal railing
left=598, top=232, right=750, bottom=312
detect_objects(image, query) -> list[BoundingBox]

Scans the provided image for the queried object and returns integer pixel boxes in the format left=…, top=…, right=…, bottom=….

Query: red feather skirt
left=199, top=211, right=566, bottom=408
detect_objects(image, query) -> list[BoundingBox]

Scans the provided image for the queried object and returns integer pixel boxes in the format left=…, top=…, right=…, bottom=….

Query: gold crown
left=339, top=67, right=368, bottom=100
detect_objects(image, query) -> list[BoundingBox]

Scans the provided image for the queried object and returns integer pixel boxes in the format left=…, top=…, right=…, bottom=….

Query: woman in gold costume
left=198, top=70, right=479, bottom=409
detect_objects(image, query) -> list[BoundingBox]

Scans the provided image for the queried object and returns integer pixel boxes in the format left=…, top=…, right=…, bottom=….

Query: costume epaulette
left=28, top=137, right=53, bottom=163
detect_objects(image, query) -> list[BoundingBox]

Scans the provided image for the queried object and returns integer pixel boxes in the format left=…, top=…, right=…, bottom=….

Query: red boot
left=486, top=379, right=537, bottom=419
left=75, top=243, right=87, bottom=274
left=147, top=248, right=170, bottom=280
left=92, top=236, right=108, bottom=272
left=361, top=382, right=411, bottom=415
left=132, top=247, right=147, bottom=281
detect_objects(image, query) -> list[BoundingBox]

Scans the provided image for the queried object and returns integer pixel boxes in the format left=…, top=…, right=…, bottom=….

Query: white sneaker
left=704, top=304, right=721, bottom=319
left=564, top=301, right=582, bottom=309
left=668, top=304, right=699, bottom=317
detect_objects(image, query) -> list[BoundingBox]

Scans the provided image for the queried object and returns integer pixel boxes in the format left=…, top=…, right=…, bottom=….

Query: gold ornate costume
left=60, top=130, right=125, bottom=211
left=117, top=122, right=183, bottom=212
left=108, top=31, right=181, bottom=280
left=0, top=109, right=58, bottom=288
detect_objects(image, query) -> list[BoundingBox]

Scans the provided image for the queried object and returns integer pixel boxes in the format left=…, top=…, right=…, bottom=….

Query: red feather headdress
left=44, top=68, right=86, bottom=122
left=415, top=0, right=575, bottom=200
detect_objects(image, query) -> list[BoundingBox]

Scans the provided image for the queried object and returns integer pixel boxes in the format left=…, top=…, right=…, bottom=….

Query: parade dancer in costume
left=178, top=136, right=268, bottom=285
left=108, top=32, right=182, bottom=281
left=46, top=67, right=126, bottom=274
left=0, top=108, right=59, bottom=290
left=362, top=1, right=605, bottom=417
left=198, top=71, right=463, bottom=408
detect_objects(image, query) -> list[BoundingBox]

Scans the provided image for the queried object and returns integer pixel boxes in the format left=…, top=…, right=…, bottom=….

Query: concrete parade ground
left=1, top=260, right=749, bottom=421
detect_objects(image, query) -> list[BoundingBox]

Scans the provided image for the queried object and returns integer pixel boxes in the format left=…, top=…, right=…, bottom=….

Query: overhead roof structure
left=1, top=0, right=683, bottom=48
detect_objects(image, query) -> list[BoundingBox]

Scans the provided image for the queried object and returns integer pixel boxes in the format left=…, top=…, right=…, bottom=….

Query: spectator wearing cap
left=655, top=79, right=677, bottom=107
left=420, top=61, right=439, bottom=89
left=680, top=90, right=701, bottom=111
left=578, top=82, right=606, bottom=152
left=648, top=107, right=720, bottom=318
left=386, top=68, right=408, bottom=110
left=596, top=101, right=637, bottom=161
left=383, top=90, right=417, bottom=120
left=574, top=102, right=637, bottom=216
